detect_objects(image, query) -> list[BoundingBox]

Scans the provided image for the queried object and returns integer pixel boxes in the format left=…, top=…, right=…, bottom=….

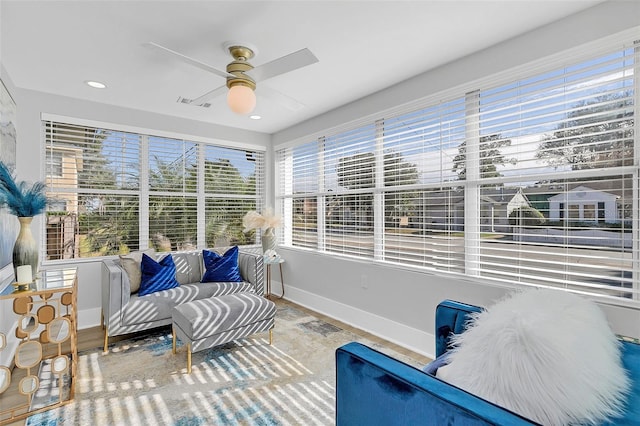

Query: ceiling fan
left=144, top=41, right=318, bottom=114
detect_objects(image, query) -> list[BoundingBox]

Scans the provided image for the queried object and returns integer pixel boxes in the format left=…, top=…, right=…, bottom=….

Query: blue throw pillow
left=201, top=246, right=242, bottom=282
left=139, top=253, right=180, bottom=296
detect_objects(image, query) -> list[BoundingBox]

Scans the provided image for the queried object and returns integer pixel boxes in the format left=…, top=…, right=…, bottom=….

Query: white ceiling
left=1, top=1, right=604, bottom=134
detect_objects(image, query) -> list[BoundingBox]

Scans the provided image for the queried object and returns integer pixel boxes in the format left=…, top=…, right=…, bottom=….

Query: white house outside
left=548, top=185, right=619, bottom=223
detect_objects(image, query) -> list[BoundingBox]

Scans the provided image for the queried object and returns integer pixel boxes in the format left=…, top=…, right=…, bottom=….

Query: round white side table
left=264, top=257, right=285, bottom=298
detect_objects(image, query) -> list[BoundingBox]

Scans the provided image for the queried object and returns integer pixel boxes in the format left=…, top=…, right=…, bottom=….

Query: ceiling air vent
left=176, top=97, right=212, bottom=108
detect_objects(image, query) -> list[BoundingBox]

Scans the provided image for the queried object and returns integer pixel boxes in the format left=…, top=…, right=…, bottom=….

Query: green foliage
left=77, top=195, right=139, bottom=256
left=150, top=155, right=187, bottom=192
left=206, top=213, right=253, bottom=246
left=508, top=206, right=546, bottom=227
left=205, top=215, right=230, bottom=245
left=452, top=134, right=516, bottom=180
left=209, top=198, right=259, bottom=246
left=188, top=159, right=250, bottom=194
left=536, top=92, right=634, bottom=170
left=337, top=152, right=375, bottom=189
left=78, top=224, right=122, bottom=257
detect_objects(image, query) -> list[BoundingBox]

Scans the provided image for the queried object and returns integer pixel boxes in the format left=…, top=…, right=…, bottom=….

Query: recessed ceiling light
left=85, top=80, right=107, bottom=89
left=249, top=115, right=261, bottom=120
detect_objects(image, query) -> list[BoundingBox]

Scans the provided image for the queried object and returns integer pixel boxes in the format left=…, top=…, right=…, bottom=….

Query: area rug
left=26, top=302, right=425, bottom=425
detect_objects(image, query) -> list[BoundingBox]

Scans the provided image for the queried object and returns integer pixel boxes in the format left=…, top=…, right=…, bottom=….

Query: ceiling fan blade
left=258, top=85, right=305, bottom=111
left=249, top=48, right=318, bottom=82
left=187, top=85, right=227, bottom=106
left=144, top=42, right=234, bottom=79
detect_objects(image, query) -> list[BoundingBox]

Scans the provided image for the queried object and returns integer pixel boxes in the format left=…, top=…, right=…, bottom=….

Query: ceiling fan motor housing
left=146, top=40, right=316, bottom=111
left=226, top=45, right=256, bottom=91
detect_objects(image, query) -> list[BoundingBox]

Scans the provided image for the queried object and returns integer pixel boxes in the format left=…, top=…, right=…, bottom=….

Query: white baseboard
left=75, top=291, right=437, bottom=358
left=283, top=286, right=435, bottom=359
left=78, top=307, right=102, bottom=330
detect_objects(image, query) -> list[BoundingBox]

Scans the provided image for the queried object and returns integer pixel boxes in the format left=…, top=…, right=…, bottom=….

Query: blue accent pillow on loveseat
left=139, top=253, right=180, bottom=296
left=201, top=246, right=243, bottom=283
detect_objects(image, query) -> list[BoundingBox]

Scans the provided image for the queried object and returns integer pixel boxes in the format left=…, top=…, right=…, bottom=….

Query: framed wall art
left=0, top=78, right=18, bottom=282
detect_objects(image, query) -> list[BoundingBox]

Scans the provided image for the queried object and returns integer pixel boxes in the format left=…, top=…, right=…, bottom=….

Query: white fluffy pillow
left=436, top=289, right=630, bottom=426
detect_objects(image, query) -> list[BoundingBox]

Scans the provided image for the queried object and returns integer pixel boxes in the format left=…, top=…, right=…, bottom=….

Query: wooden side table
left=264, top=257, right=285, bottom=299
left=0, top=268, right=78, bottom=425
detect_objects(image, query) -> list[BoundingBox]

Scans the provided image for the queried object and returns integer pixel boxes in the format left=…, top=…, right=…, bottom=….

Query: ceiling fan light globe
left=227, top=85, right=256, bottom=114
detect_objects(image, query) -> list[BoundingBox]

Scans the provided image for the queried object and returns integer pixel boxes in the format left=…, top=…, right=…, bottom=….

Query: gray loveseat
left=101, top=247, right=264, bottom=352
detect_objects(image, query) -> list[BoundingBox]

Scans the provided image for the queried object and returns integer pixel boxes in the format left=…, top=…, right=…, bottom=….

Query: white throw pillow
left=119, top=249, right=155, bottom=293
left=438, top=289, right=630, bottom=426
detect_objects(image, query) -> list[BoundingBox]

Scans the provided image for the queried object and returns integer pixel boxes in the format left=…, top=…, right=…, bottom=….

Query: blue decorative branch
left=0, top=161, right=47, bottom=217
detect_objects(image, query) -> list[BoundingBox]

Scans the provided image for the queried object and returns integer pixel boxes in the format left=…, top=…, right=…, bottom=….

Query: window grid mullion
left=465, top=91, right=481, bottom=277
left=633, top=40, right=640, bottom=302
left=374, top=119, right=385, bottom=261
left=140, top=134, right=150, bottom=250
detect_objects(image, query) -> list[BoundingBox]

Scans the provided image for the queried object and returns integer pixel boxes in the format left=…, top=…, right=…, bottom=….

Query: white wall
left=272, top=1, right=640, bottom=357
left=274, top=246, right=640, bottom=358
left=273, top=247, right=510, bottom=356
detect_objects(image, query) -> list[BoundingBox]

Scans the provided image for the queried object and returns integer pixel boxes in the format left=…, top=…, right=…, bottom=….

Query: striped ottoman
left=171, top=291, right=276, bottom=373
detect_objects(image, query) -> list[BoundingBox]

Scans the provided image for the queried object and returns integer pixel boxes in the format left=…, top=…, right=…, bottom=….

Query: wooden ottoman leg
left=103, top=328, right=109, bottom=353
left=269, top=328, right=273, bottom=345
left=187, top=343, right=192, bottom=374
left=172, top=327, right=177, bottom=354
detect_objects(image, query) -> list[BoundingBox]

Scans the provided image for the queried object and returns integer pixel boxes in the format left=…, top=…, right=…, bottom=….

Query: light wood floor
left=3, top=298, right=430, bottom=426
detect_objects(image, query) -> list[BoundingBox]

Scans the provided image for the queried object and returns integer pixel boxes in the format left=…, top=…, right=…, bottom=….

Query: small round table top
left=263, top=256, right=285, bottom=265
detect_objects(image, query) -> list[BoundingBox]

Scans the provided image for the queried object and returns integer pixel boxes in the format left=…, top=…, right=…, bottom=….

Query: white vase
left=13, top=217, right=38, bottom=279
left=261, top=227, right=277, bottom=253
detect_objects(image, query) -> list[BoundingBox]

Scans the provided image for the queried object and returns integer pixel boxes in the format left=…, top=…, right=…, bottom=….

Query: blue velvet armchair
left=335, top=300, right=640, bottom=425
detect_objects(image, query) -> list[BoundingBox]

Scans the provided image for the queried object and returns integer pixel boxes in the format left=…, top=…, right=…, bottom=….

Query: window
left=598, top=201, right=606, bottom=221
left=323, top=125, right=377, bottom=257
left=583, top=204, right=595, bottom=221
left=45, top=150, right=63, bottom=177
left=276, top=36, right=639, bottom=307
left=202, top=145, right=264, bottom=248
left=44, top=121, right=265, bottom=260
left=278, top=142, right=320, bottom=250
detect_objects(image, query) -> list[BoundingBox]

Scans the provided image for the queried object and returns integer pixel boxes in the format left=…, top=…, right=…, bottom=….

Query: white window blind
left=382, top=99, right=467, bottom=273
left=276, top=37, right=639, bottom=307
left=323, top=124, right=376, bottom=257
left=277, top=142, right=319, bottom=250
left=472, top=46, right=637, bottom=302
left=148, top=136, right=198, bottom=250
left=44, top=123, right=141, bottom=259
left=44, top=120, right=265, bottom=259
left=203, top=145, right=265, bottom=247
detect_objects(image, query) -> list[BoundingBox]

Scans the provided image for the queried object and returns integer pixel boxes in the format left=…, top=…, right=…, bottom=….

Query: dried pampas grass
left=242, top=208, right=281, bottom=232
